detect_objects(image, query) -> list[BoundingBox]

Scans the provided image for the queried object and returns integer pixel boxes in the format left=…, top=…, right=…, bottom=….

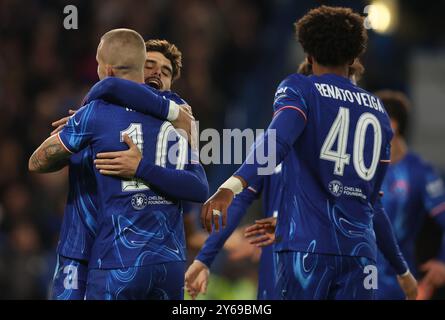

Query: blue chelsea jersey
left=273, top=73, right=393, bottom=262
left=56, top=89, right=186, bottom=264
left=58, top=99, right=188, bottom=269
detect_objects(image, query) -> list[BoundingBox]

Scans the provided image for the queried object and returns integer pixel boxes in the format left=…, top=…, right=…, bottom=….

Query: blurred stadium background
left=0, top=0, right=444, bottom=299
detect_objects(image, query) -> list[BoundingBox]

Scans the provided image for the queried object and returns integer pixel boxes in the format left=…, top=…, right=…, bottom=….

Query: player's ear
left=105, top=65, right=114, bottom=77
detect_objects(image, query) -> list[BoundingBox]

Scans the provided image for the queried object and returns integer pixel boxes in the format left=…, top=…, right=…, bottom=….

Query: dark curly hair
left=145, top=39, right=182, bottom=82
left=375, top=90, right=410, bottom=137
left=295, top=6, right=367, bottom=67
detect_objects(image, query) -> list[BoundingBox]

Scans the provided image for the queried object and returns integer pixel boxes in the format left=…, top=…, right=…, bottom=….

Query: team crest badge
left=328, top=180, right=344, bottom=197
left=131, top=193, right=148, bottom=210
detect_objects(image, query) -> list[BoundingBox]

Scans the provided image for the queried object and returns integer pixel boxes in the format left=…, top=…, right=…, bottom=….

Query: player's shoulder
left=72, top=99, right=105, bottom=122
left=84, top=98, right=122, bottom=117
left=274, top=73, right=312, bottom=109
left=278, top=73, right=312, bottom=91
left=84, top=98, right=111, bottom=109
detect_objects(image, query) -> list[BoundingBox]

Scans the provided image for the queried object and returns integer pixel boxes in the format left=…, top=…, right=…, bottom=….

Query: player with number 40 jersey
left=202, top=6, right=416, bottom=300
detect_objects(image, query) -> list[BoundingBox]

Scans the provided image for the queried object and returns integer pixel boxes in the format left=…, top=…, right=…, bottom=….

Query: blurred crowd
left=0, top=0, right=276, bottom=299
left=0, top=0, right=444, bottom=299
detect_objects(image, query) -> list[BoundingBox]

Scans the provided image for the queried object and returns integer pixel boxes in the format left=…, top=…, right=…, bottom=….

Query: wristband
left=167, top=100, right=180, bottom=121
left=219, top=176, right=244, bottom=195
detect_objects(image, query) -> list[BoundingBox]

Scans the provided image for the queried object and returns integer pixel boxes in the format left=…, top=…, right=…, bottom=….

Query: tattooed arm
left=28, top=134, right=71, bottom=173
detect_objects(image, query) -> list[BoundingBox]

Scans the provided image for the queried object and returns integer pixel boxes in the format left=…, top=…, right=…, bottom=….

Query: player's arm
left=373, top=196, right=408, bottom=275
left=28, top=135, right=71, bottom=173
left=136, top=154, right=209, bottom=203
left=49, top=77, right=190, bottom=134
left=31, top=102, right=96, bottom=174
left=196, top=186, right=260, bottom=266
left=371, top=142, right=417, bottom=299
left=185, top=186, right=260, bottom=299
left=86, top=77, right=172, bottom=119
left=29, top=100, right=98, bottom=173
left=95, top=135, right=209, bottom=203
left=201, top=78, right=307, bottom=232
left=85, top=77, right=195, bottom=143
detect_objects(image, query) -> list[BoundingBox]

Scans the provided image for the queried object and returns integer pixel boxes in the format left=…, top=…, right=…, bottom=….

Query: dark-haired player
left=186, top=60, right=414, bottom=300
left=201, top=6, right=417, bottom=299
left=374, top=90, right=445, bottom=299
left=31, top=29, right=208, bottom=300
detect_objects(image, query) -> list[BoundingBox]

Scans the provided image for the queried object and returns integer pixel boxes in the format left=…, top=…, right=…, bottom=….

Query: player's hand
left=419, top=259, right=445, bottom=290
left=201, top=188, right=234, bottom=233
left=172, top=104, right=197, bottom=149
left=185, top=260, right=210, bottom=300
left=244, top=217, right=277, bottom=247
left=397, top=270, right=418, bottom=300
left=50, top=109, right=76, bottom=135
left=94, top=134, right=142, bottom=179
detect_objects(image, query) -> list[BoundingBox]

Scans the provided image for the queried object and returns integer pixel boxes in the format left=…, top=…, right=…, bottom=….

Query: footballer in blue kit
left=49, top=38, right=197, bottom=299
left=186, top=63, right=411, bottom=300
left=373, top=91, right=445, bottom=299
left=30, top=30, right=208, bottom=300
left=50, top=84, right=194, bottom=300
left=201, top=6, right=417, bottom=300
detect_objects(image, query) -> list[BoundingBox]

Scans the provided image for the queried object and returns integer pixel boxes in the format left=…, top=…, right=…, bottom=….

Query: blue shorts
left=50, top=255, right=88, bottom=300
left=85, top=261, right=185, bottom=300
left=274, top=251, right=376, bottom=300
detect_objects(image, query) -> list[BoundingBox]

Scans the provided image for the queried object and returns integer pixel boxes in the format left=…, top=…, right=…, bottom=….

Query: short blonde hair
left=98, top=28, right=146, bottom=76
